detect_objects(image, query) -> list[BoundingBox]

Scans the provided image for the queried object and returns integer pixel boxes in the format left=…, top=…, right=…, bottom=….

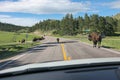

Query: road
left=0, top=36, right=120, bottom=70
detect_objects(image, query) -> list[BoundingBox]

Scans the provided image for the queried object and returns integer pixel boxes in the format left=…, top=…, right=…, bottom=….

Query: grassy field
left=0, top=31, right=41, bottom=60
left=0, top=42, right=41, bottom=59
left=101, top=37, right=120, bottom=50
left=55, top=34, right=120, bottom=51
left=0, top=31, right=40, bottom=44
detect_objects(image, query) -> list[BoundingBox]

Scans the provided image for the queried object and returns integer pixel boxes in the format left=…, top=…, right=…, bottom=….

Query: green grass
left=0, top=31, right=39, bottom=44
left=0, top=31, right=42, bottom=60
left=0, top=42, right=41, bottom=60
left=54, top=34, right=120, bottom=51
left=102, top=38, right=120, bottom=50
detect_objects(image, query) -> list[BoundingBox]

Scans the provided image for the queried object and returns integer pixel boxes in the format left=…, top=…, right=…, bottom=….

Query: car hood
left=1, top=58, right=120, bottom=74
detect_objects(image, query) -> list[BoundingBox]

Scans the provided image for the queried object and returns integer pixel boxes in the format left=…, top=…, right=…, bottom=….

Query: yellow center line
left=67, top=57, right=71, bottom=61
left=61, top=44, right=71, bottom=61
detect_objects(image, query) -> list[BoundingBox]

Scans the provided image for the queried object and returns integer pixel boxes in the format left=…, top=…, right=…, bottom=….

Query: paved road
left=0, top=36, right=120, bottom=70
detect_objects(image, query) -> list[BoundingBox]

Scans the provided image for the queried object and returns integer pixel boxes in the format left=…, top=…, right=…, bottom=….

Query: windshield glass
left=0, top=0, right=120, bottom=70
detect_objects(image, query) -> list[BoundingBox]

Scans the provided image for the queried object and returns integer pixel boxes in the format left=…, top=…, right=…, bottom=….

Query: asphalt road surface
left=0, top=36, right=120, bottom=70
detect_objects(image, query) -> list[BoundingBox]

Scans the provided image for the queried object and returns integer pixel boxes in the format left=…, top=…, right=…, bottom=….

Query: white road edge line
left=80, top=41, right=120, bottom=54
left=0, top=54, right=27, bottom=68
left=0, top=37, right=51, bottom=69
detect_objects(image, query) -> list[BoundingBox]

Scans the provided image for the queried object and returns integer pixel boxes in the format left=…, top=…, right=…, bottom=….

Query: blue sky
left=0, top=0, right=120, bottom=26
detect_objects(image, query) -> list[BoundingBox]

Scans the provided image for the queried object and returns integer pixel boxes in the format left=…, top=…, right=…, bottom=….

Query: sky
left=0, top=0, right=120, bottom=26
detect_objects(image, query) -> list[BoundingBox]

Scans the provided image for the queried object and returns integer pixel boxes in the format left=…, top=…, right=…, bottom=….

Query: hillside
left=0, top=22, right=28, bottom=32
left=113, top=13, right=120, bottom=20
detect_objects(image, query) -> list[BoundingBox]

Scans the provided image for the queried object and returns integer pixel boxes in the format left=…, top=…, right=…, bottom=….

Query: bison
left=56, top=38, right=60, bottom=43
left=32, top=36, right=45, bottom=42
left=32, top=37, right=39, bottom=42
left=88, top=32, right=102, bottom=48
left=21, top=39, right=25, bottom=43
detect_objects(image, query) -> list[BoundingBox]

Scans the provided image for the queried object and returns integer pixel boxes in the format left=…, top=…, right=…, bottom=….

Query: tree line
left=30, top=13, right=119, bottom=36
left=113, top=13, right=120, bottom=32
left=0, top=13, right=120, bottom=36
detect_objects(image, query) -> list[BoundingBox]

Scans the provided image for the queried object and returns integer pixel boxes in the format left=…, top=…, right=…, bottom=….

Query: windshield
left=0, top=0, right=120, bottom=71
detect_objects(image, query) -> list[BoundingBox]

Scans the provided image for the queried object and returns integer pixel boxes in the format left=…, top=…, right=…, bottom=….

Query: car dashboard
left=0, top=65, right=120, bottom=80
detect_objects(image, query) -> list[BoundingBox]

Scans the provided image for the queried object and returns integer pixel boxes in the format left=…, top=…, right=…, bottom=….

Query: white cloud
left=0, top=15, right=39, bottom=26
left=0, top=0, right=92, bottom=14
left=0, top=14, right=11, bottom=18
left=103, top=0, right=120, bottom=9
